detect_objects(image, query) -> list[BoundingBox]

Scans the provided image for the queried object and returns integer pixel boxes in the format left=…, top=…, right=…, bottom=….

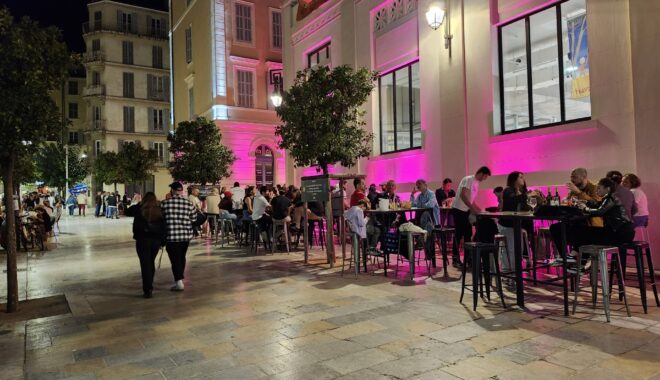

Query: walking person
left=125, top=193, right=167, bottom=298
left=161, top=182, right=196, bottom=291
left=94, top=192, right=102, bottom=217
left=66, top=193, right=76, bottom=216
left=76, top=191, right=88, bottom=216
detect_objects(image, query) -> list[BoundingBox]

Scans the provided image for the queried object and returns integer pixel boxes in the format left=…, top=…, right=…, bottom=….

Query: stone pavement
left=0, top=216, right=659, bottom=380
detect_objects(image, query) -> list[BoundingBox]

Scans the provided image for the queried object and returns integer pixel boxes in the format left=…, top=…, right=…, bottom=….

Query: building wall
left=171, top=0, right=285, bottom=187
left=83, top=0, right=172, bottom=198
left=283, top=0, right=660, bottom=261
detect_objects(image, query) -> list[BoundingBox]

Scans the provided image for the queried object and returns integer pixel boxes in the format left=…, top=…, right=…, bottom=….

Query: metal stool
left=272, top=219, right=291, bottom=253
left=250, top=222, right=271, bottom=255
left=575, top=245, right=631, bottom=322
left=308, top=219, right=326, bottom=250
left=396, top=231, right=431, bottom=280
left=433, top=227, right=455, bottom=276
left=460, top=242, right=506, bottom=311
left=215, top=217, right=236, bottom=247
left=617, top=241, right=660, bottom=313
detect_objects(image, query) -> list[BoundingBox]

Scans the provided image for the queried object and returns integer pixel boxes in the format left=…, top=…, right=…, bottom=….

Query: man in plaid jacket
left=161, top=182, right=196, bottom=291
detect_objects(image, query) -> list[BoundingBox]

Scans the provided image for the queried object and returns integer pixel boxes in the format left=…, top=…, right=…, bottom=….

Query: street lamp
left=270, top=71, right=283, bottom=108
left=425, top=5, right=445, bottom=30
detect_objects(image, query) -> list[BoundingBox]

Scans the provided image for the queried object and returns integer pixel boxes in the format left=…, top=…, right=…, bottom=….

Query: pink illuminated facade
left=283, top=0, right=660, bottom=261
left=170, top=0, right=286, bottom=187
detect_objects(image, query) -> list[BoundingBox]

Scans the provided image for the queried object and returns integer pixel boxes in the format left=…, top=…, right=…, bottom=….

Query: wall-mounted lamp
left=425, top=6, right=445, bottom=30
left=269, top=70, right=283, bottom=108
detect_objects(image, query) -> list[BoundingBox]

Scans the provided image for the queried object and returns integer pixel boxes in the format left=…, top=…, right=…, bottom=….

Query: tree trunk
left=2, top=156, right=19, bottom=313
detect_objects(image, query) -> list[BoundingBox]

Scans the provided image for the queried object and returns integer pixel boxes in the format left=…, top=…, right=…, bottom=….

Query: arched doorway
left=255, top=144, right=274, bottom=187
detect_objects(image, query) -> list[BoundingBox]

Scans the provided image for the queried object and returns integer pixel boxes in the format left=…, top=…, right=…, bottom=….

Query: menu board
left=301, top=177, right=329, bottom=202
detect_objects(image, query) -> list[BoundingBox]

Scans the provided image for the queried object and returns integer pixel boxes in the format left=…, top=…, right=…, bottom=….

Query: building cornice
left=87, top=0, right=168, bottom=15
left=229, top=56, right=261, bottom=68
left=291, top=1, right=342, bottom=46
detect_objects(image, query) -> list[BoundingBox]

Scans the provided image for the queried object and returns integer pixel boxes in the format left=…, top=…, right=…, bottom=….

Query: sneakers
left=143, top=290, right=153, bottom=299
left=170, top=280, right=184, bottom=291
left=550, top=250, right=578, bottom=266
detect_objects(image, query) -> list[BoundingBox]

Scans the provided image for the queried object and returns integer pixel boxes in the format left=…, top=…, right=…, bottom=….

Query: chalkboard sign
left=301, top=177, right=329, bottom=202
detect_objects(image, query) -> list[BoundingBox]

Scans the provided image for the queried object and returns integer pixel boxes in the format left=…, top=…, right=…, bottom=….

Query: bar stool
left=272, top=218, right=291, bottom=253
left=574, top=245, right=631, bottom=322
left=396, top=231, right=431, bottom=280
left=433, top=227, right=455, bottom=276
left=308, top=219, right=326, bottom=250
left=215, top=217, right=236, bottom=247
left=460, top=242, right=506, bottom=311
left=616, top=241, right=660, bottom=313
left=250, top=222, right=271, bottom=255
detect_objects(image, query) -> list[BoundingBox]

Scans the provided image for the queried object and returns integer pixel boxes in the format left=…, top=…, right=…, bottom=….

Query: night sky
left=1, top=0, right=169, bottom=53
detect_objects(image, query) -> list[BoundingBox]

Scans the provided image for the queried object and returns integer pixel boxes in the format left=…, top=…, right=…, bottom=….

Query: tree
left=119, top=141, right=158, bottom=185
left=0, top=8, right=69, bottom=312
left=168, top=117, right=236, bottom=185
left=35, top=144, right=89, bottom=191
left=93, top=151, right=123, bottom=191
left=275, top=65, right=377, bottom=175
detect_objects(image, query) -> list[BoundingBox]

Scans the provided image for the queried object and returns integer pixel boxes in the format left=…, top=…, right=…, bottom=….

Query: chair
left=433, top=227, right=455, bottom=277
left=396, top=231, right=431, bottom=280
left=574, top=245, right=631, bottom=322
left=616, top=241, right=660, bottom=313
left=459, top=242, right=506, bottom=311
left=272, top=219, right=291, bottom=253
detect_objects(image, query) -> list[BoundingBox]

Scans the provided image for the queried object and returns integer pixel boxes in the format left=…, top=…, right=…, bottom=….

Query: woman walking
left=126, top=192, right=167, bottom=298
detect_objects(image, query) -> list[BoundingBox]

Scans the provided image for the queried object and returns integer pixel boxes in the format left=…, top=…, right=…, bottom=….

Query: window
left=271, top=10, right=282, bottom=50
left=122, top=72, right=134, bottom=98
left=118, top=11, right=135, bottom=33
left=152, top=142, right=165, bottom=162
left=188, top=87, right=195, bottom=119
left=149, top=17, right=164, bottom=38
left=235, top=2, right=253, bottom=44
left=185, top=27, right=192, bottom=64
left=95, top=140, right=102, bottom=157
left=122, top=41, right=133, bottom=64
left=307, top=43, right=330, bottom=68
left=123, top=106, right=135, bottom=132
left=149, top=108, right=165, bottom=132
left=379, top=61, right=421, bottom=153
left=92, top=71, right=101, bottom=86
left=92, top=39, right=101, bottom=52
left=93, top=106, right=102, bottom=122
left=236, top=70, right=254, bottom=108
left=498, top=0, right=590, bottom=133
left=68, top=132, right=79, bottom=145
left=147, top=74, right=167, bottom=100
left=152, top=45, right=163, bottom=68
left=94, top=11, right=102, bottom=30
left=68, top=81, right=78, bottom=95
left=68, top=103, right=79, bottom=119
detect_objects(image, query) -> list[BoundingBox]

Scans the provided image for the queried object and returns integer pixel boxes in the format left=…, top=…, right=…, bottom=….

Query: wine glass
left=527, top=196, right=538, bottom=213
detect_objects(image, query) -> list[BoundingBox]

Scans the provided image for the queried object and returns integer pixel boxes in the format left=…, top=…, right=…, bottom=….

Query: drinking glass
left=527, top=197, right=538, bottom=213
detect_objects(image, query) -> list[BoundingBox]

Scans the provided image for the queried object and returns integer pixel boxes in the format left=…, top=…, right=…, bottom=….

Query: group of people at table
left=341, top=166, right=650, bottom=286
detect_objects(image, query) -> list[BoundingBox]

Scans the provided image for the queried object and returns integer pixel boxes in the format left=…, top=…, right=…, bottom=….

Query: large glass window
left=498, top=0, right=590, bottom=133
left=379, top=61, right=421, bottom=154
left=307, top=43, right=330, bottom=68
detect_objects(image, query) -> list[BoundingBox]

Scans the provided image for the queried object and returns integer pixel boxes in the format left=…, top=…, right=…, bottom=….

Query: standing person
left=622, top=173, right=649, bottom=228
left=230, top=182, right=245, bottom=211
left=106, top=192, right=118, bottom=218
left=161, top=182, right=196, bottom=291
left=101, top=192, right=107, bottom=217
left=451, top=166, right=491, bottom=267
left=205, top=188, right=221, bottom=235
left=76, top=191, right=88, bottom=216
left=66, top=193, right=76, bottom=216
left=94, top=192, right=102, bottom=217
left=350, top=178, right=368, bottom=207
left=252, top=186, right=273, bottom=246
left=188, top=186, right=203, bottom=237
left=125, top=192, right=167, bottom=298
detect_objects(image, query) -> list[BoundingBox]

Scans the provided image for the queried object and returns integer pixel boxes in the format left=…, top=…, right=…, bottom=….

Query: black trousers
left=166, top=241, right=190, bottom=281
left=136, top=238, right=161, bottom=293
left=452, top=208, right=472, bottom=262
left=550, top=222, right=635, bottom=254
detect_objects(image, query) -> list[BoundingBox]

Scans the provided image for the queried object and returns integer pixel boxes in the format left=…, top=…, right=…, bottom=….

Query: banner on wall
left=568, top=14, right=590, bottom=99
left=296, top=0, right=329, bottom=21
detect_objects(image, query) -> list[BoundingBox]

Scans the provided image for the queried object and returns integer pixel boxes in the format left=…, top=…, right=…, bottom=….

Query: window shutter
left=131, top=13, right=138, bottom=33
left=147, top=107, right=154, bottom=132
left=116, top=10, right=122, bottom=30
left=147, top=74, right=153, bottom=98
left=146, top=15, right=153, bottom=34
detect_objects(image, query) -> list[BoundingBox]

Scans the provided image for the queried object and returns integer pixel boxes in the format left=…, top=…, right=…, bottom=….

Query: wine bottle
left=546, top=187, right=552, bottom=205
left=553, top=187, right=560, bottom=206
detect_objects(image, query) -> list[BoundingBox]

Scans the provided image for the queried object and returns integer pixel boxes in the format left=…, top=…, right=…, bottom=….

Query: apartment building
left=170, top=0, right=285, bottom=187
left=52, top=65, right=88, bottom=148
left=82, top=0, right=172, bottom=196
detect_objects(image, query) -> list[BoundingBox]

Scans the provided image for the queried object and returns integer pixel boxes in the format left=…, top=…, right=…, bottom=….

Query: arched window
left=255, top=144, right=274, bottom=187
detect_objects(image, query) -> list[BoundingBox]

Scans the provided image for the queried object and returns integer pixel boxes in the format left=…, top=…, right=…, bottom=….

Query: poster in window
left=568, top=14, right=589, bottom=99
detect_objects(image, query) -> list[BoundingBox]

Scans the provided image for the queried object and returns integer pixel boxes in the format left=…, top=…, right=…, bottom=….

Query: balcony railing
left=147, top=91, right=167, bottom=101
left=89, top=120, right=107, bottom=130
left=82, top=51, right=105, bottom=63
left=83, top=84, right=106, bottom=97
left=82, top=22, right=167, bottom=40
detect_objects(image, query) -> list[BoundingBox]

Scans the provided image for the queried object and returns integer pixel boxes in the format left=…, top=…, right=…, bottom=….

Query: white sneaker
left=170, top=280, right=184, bottom=291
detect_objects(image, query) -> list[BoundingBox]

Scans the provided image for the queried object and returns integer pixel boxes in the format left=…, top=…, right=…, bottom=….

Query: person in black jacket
left=126, top=192, right=167, bottom=298
left=552, top=177, right=635, bottom=267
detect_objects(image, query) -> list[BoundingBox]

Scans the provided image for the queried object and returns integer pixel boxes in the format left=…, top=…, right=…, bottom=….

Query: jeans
left=633, top=215, right=648, bottom=228
left=220, top=210, right=237, bottom=220
left=550, top=222, right=635, bottom=254
left=166, top=241, right=190, bottom=281
left=106, top=206, right=117, bottom=218
left=68, top=205, right=75, bottom=216
left=95, top=204, right=102, bottom=217
left=136, top=237, right=161, bottom=293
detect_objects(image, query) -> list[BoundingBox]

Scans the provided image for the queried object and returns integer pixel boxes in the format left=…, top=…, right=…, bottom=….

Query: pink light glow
left=366, top=153, right=427, bottom=187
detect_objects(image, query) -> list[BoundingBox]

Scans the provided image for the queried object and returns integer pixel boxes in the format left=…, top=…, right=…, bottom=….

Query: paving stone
left=168, top=349, right=204, bottom=366
left=322, top=348, right=396, bottom=375
left=73, top=346, right=108, bottom=362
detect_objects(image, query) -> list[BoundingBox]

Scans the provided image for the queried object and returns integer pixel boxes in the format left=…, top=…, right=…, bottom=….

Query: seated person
left=435, top=178, right=456, bottom=207
left=345, top=199, right=380, bottom=254
left=378, top=179, right=401, bottom=205
left=551, top=177, right=635, bottom=268
left=291, top=191, right=323, bottom=231
left=410, top=179, right=441, bottom=227
left=271, top=190, right=292, bottom=222
left=622, top=173, right=649, bottom=228
left=219, top=192, right=237, bottom=220
left=252, top=186, right=273, bottom=233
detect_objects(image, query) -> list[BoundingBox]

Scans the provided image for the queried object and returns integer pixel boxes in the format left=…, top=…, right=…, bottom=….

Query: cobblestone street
left=1, top=216, right=659, bottom=379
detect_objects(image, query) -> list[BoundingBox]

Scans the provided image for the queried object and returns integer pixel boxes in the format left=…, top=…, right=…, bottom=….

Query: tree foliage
left=0, top=7, right=69, bottom=312
left=35, top=144, right=89, bottom=190
left=275, top=65, right=377, bottom=174
left=93, top=142, right=157, bottom=189
left=168, top=117, right=236, bottom=185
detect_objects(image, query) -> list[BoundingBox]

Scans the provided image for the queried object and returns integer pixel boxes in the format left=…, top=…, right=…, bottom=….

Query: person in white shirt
left=252, top=186, right=273, bottom=249
left=451, top=166, right=491, bottom=267
left=230, top=182, right=245, bottom=211
left=187, top=187, right=203, bottom=237
left=623, top=173, right=649, bottom=228
left=76, top=192, right=88, bottom=216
